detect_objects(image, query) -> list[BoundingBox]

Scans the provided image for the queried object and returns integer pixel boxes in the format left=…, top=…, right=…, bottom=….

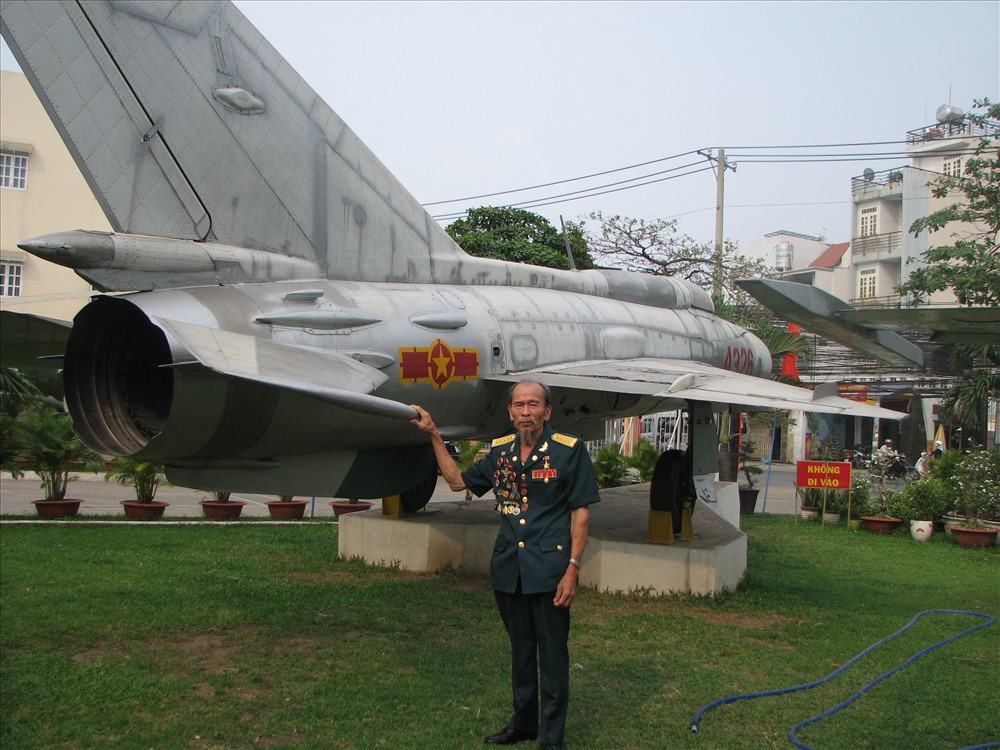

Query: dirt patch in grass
left=691, top=609, right=793, bottom=631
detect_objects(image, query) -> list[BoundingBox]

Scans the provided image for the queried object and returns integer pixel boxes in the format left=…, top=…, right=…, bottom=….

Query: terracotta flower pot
left=122, top=501, right=169, bottom=520
left=200, top=500, right=247, bottom=519
left=947, top=525, right=999, bottom=549
left=32, top=499, right=83, bottom=519
left=860, top=516, right=903, bottom=534
left=266, top=500, right=308, bottom=519
left=329, top=501, right=374, bottom=517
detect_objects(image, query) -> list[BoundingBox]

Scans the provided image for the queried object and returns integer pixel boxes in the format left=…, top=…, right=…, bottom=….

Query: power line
left=430, top=161, right=711, bottom=221
left=421, top=149, right=703, bottom=206
left=423, top=139, right=989, bottom=219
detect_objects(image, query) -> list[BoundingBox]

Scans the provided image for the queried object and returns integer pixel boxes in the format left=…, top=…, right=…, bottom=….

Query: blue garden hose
left=690, top=609, right=996, bottom=749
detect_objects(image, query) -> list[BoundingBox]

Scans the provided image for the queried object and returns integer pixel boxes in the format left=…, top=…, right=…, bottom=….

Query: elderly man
left=411, top=380, right=601, bottom=750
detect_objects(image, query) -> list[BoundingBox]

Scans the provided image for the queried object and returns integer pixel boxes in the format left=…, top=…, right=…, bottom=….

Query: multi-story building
left=1, top=70, right=107, bottom=323
left=849, top=105, right=994, bottom=310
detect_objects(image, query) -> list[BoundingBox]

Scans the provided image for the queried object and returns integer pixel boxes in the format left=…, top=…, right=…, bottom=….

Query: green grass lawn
left=1, top=516, right=997, bottom=749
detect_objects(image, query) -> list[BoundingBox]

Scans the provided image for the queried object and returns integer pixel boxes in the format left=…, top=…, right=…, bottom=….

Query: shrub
left=891, top=477, right=954, bottom=522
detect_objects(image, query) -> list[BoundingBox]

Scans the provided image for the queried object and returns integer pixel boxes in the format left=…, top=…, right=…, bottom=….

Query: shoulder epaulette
left=551, top=433, right=579, bottom=448
left=490, top=434, right=516, bottom=448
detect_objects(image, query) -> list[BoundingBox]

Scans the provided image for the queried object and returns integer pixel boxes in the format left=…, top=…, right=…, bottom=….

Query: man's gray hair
left=507, top=380, right=551, bottom=407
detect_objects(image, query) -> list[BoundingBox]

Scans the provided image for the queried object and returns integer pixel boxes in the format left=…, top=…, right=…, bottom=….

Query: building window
left=943, top=156, right=963, bottom=178
left=859, top=268, right=876, bottom=299
left=0, top=262, right=23, bottom=297
left=859, top=206, right=878, bottom=237
left=0, top=151, right=29, bottom=190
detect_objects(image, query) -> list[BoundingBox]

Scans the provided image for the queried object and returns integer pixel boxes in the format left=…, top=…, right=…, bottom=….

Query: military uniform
left=462, top=422, right=601, bottom=746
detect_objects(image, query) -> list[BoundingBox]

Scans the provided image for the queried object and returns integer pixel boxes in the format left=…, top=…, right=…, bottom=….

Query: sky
left=2, top=0, right=998, bottom=247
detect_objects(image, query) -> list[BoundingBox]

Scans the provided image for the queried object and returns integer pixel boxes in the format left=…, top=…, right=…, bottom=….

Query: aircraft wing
left=837, top=306, right=1000, bottom=345
left=158, top=320, right=416, bottom=420
left=0, top=311, right=72, bottom=369
left=736, top=279, right=924, bottom=367
left=487, top=358, right=906, bottom=420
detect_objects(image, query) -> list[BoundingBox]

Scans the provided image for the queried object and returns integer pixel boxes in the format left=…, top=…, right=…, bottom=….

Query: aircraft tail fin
left=0, top=0, right=460, bottom=283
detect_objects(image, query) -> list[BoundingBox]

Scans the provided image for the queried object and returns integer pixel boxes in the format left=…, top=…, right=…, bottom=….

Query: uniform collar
left=515, top=423, right=554, bottom=465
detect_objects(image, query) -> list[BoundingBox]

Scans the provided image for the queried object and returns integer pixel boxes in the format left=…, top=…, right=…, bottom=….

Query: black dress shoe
left=484, top=727, right=538, bottom=745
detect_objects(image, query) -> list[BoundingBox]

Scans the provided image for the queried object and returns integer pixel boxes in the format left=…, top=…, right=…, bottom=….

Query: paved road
left=0, top=461, right=803, bottom=519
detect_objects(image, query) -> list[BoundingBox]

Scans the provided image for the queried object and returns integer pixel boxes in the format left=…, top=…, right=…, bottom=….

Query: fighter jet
left=0, top=0, right=900, bottom=511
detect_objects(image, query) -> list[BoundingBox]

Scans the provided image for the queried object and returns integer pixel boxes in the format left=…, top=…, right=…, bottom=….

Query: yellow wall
left=1, top=70, right=110, bottom=322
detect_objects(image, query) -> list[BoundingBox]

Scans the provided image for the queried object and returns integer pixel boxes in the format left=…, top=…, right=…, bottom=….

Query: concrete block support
left=338, top=483, right=746, bottom=596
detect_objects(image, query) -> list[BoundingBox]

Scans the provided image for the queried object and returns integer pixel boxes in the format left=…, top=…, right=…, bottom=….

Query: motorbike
left=868, top=451, right=920, bottom=481
left=847, top=444, right=871, bottom=470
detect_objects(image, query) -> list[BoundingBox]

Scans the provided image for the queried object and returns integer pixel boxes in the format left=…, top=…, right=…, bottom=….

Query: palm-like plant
left=940, top=346, right=999, bottom=426
left=16, top=407, right=103, bottom=501
left=105, top=457, right=165, bottom=503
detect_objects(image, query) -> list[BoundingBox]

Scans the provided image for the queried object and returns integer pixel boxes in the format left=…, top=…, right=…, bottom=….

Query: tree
left=936, top=344, right=999, bottom=443
left=897, top=98, right=1000, bottom=306
left=585, top=212, right=771, bottom=306
left=446, top=206, right=594, bottom=270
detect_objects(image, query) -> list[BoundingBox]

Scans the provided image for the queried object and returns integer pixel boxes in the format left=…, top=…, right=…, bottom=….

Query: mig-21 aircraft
left=0, top=0, right=901, bottom=513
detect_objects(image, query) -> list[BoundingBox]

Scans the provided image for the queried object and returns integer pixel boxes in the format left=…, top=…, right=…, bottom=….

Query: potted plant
left=946, top=449, right=1000, bottom=548
left=891, top=477, right=953, bottom=542
left=796, top=486, right=823, bottom=522
left=15, top=407, right=103, bottom=518
left=846, top=476, right=873, bottom=530
left=859, top=466, right=904, bottom=534
left=822, top=489, right=848, bottom=525
left=329, top=497, right=374, bottom=517
left=737, top=438, right=763, bottom=514
left=200, top=490, right=247, bottom=520
left=106, top=457, right=168, bottom=519
left=266, top=494, right=309, bottom=519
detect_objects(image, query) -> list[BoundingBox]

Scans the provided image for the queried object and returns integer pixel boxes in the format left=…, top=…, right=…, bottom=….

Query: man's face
left=508, top=383, right=552, bottom=444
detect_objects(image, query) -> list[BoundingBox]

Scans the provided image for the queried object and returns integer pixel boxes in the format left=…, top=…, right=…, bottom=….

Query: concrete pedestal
left=338, top=483, right=746, bottom=596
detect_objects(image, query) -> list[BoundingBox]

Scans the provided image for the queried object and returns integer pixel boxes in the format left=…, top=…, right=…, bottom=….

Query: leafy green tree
left=625, top=438, right=660, bottom=482
left=591, top=442, right=629, bottom=488
left=936, top=344, right=999, bottom=439
left=446, top=207, right=594, bottom=270
left=585, top=211, right=771, bottom=305
left=897, top=98, right=1000, bottom=306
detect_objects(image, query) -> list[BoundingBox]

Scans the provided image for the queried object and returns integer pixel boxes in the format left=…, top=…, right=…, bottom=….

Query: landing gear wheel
left=649, top=448, right=696, bottom=533
left=399, top=464, right=438, bottom=513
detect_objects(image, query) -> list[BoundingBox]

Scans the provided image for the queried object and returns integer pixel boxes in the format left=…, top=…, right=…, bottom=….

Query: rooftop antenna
left=863, top=167, right=875, bottom=182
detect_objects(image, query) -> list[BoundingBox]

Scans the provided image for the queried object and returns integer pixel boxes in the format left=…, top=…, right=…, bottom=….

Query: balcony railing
left=849, top=294, right=902, bottom=309
left=851, top=231, right=902, bottom=257
left=851, top=167, right=905, bottom=194
left=906, top=118, right=1000, bottom=146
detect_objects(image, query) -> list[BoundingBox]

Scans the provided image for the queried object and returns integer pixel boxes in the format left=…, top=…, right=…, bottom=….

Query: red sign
left=838, top=384, right=869, bottom=402
left=796, top=461, right=852, bottom=489
left=399, top=339, right=479, bottom=389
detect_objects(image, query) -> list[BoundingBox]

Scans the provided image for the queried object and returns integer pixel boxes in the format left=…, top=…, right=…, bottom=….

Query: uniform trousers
left=494, top=583, right=571, bottom=745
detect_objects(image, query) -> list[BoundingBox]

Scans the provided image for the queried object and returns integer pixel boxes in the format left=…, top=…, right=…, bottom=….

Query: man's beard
left=517, top=417, right=538, bottom=446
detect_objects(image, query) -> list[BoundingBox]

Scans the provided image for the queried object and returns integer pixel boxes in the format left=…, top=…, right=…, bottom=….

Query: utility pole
left=714, top=148, right=726, bottom=298
left=706, top=148, right=736, bottom=298
left=700, top=149, right=738, bottom=479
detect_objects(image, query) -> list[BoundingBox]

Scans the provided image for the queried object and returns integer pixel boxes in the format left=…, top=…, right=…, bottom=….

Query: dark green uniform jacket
left=462, top=423, right=601, bottom=595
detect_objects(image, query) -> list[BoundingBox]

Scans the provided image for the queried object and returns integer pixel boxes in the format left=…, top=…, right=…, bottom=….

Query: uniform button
left=519, top=518, right=526, bottom=525
left=518, top=541, right=525, bottom=548
left=532, top=455, right=538, bottom=461
left=520, top=473, right=526, bottom=479
left=557, top=544, right=563, bottom=551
